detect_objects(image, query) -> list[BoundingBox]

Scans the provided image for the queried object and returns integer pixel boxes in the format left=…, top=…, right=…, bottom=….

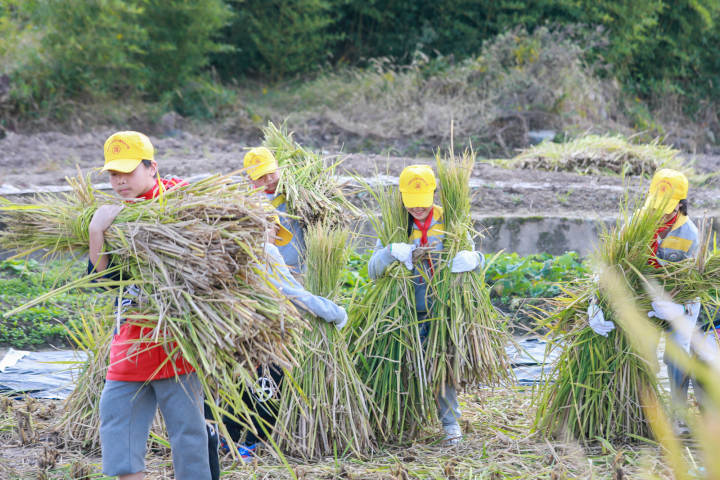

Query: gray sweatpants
left=418, top=312, right=461, bottom=428
left=99, top=372, right=210, bottom=479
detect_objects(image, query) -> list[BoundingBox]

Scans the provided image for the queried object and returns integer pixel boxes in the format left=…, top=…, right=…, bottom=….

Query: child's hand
left=90, top=204, right=124, bottom=233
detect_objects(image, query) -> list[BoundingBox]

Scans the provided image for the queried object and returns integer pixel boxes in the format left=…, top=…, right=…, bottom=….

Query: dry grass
left=512, top=134, right=688, bottom=176
left=249, top=27, right=625, bottom=156
left=0, top=388, right=685, bottom=479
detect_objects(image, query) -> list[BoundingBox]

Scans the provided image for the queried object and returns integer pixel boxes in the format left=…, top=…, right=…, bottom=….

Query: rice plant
left=274, top=224, right=376, bottom=459
left=261, top=122, right=357, bottom=228
left=427, top=147, right=512, bottom=393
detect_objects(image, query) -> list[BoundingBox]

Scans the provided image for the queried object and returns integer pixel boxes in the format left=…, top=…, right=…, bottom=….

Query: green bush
left=5, top=0, right=231, bottom=114
left=216, top=0, right=340, bottom=80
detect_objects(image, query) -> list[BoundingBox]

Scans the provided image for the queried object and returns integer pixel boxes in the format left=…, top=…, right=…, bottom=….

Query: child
left=243, top=147, right=306, bottom=272
left=367, top=164, right=484, bottom=444
left=588, top=169, right=701, bottom=431
left=90, top=131, right=210, bottom=480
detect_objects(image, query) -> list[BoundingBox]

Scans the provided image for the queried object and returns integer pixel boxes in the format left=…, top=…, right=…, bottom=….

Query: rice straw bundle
left=426, top=149, right=512, bottom=394
left=348, top=186, right=433, bottom=442
left=261, top=122, right=356, bottom=227
left=0, top=172, right=306, bottom=440
left=55, top=301, right=114, bottom=450
left=274, top=224, right=376, bottom=459
left=535, top=203, right=669, bottom=443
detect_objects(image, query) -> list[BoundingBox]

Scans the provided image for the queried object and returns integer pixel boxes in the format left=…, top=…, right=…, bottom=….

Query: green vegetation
left=0, top=258, right=89, bottom=348
left=485, top=251, right=589, bottom=304
left=0, top=250, right=590, bottom=349
left=2, top=1, right=719, bottom=144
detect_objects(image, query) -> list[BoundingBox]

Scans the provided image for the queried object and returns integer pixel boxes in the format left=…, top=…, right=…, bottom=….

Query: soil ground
left=0, top=387, right=677, bottom=480
left=3, top=129, right=720, bottom=218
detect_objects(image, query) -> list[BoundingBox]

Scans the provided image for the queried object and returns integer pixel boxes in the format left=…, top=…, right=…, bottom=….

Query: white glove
left=588, top=303, right=615, bottom=337
left=648, top=299, right=685, bottom=321
left=651, top=298, right=701, bottom=353
left=451, top=250, right=481, bottom=273
left=335, top=309, right=348, bottom=331
left=390, top=243, right=416, bottom=271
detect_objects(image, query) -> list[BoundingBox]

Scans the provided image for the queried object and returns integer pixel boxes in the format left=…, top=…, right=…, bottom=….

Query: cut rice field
left=0, top=387, right=684, bottom=479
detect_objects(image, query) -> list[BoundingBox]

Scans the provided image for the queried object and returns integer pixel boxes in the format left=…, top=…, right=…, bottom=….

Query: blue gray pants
left=99, top=372, right=210, bottom=479
left=419, top=313, right=461, bottom=428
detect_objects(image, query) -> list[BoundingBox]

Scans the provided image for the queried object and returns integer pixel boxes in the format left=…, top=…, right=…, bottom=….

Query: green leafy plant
left=485, top=252, right=589, bottom=303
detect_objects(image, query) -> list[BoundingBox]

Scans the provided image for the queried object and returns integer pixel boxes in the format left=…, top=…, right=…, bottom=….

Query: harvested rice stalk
left=512, top=135, right=688, bottom=176
left=55, top=301, right=114, bottom=450
left=261, top=122, right=357, bottom=227
left=0, top=172, right=306, bottom=445
left=348, top=185, right=433, bottom=442
left=274, top=224, right=376, bottom=459
left=535, top=204, right=669, bottom=443
left=428, top=148, right=512, bottom=392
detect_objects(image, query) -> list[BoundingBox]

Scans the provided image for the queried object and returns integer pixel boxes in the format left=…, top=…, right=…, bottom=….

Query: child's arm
left=88, top=205, right=124, bottom=273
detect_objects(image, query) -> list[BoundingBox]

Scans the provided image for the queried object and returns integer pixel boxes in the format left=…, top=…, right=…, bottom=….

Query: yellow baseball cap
left=399, top=165, right=436, bottom=208
left=244, top=147, right=278, bottom=180
left=270, top=215, right=293, bottom=247
left=643, top=169, right=689, bottom=214
left=102, top=131, right=154, bottom=172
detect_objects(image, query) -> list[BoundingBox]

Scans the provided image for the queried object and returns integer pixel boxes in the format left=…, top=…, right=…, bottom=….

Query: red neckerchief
left=135, top=177, right=187, bottom=201
left=265, top=188, right=276, bottom=194
left=649, top=212, right=679, bottom=268
left=413, top=209, right=435, bottom=276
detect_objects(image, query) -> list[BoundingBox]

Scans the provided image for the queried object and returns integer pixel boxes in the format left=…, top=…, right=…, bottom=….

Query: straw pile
left=274, top=224, right=376, bottom=459
left=512, top=135, right=687, bottom=176
left=348, top=185, right=434, bottom=442
left=0, top=172, right=305, bottom=438
left=261, top=122, right=356, bottom=227
left=534, top=203, right=700, bottom=443
left=427, top=149, right=512, bottom=393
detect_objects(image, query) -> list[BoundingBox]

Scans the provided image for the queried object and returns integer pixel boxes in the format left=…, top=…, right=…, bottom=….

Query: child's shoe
left=238, top=443, right=257, bottom=464
left=443, top=423, right=462, bottom=445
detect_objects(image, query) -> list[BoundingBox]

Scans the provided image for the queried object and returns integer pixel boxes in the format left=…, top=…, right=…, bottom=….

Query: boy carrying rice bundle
left=1, top=131, right=305, bottom=479
left=535, top=169, right=715, bottom=443
left=243, top=123, right=355, bottom=272
left=88, top=131, right=206, bottom=480
left=362, top=164, right=493, bottom=444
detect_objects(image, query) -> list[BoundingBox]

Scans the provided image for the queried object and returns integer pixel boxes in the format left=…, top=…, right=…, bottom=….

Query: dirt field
left=0, top=387, right=678, bottom=480
left=3, top=128, right=720, bottom=218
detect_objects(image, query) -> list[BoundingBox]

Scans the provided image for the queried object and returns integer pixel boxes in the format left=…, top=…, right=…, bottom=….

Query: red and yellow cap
left=102, top=131, right=154, bottom=172
left=244, top=147, right=278, bottom=180
left=643, top=169, right=689, bottom=215
left=399, top=165, right=436, bottom=208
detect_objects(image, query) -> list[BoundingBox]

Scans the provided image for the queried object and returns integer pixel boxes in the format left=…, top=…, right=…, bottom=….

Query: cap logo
left=410, top=176, right=428, bottom=191
left=108, top=139, right=129, bottom=155
left=657, top=179, right=673, bottom=196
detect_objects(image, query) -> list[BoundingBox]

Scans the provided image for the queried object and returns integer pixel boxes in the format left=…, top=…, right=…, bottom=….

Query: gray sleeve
left=264, top=243, right=345, bottom=324
left=272, top=284, right=346, bottom=324
left=368, top=240, right=395, bottom=280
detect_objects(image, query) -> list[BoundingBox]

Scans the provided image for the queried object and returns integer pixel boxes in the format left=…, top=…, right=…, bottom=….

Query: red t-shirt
left=106, top=177, right=195, bottom=382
